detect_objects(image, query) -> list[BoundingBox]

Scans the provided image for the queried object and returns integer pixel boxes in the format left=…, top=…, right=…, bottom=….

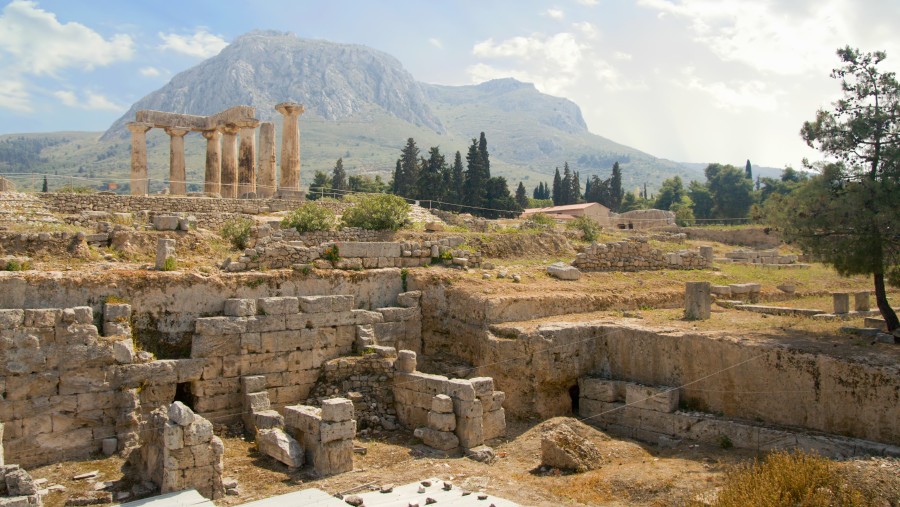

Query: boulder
left=540, top=424, right=604, bottom=472
left=548, top=262, right=582, bottom=281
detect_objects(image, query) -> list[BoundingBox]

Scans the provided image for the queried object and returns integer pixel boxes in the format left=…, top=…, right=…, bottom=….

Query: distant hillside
left=3, top=30, right=698, bottom=195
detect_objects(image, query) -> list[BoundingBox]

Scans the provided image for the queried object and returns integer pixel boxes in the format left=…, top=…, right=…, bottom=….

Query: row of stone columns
left=127, top=102, right=304, bottom=198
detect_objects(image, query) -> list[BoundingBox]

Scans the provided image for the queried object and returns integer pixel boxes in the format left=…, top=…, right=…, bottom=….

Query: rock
left=540, top=424, right=604, bottom=472
left=256, top=428, right=303, bottom=468
left=380, top=484, right=394, bottom=493
left=344, top=495, right=364, bottom=506
left=414, top=427, right=459, bottom=451
left=547, top=262, right=581, bottom=280
left=465, top=445, right=495, bottom=463
left=5, top=468, right=37, bottom=495
left=167, top=401, right=195, bottom=426
left=425, top=222, right=444, bottom=232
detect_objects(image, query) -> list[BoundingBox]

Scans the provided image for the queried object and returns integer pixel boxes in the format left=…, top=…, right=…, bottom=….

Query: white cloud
left=571, top=21, right=598, bottom=39
left=158, top=28, right=228, bottom=59
left=636, top=0, right=852, bottom=75
left=0, top=79, right=31, bottom=112
left=139, top=66, right=161, bottom=77
left=576, top=0, right=598, bottom=5
left=613, top=51, right=632, bottom=61
left=675, top=67, right=779, bottom=112
left=53, top=90, right=124, bottom=111
left=0, top=0, right=133, bottom=76
left=545, top=8, right=564, bottom=20
left=428, top=38, right=443, bottom=49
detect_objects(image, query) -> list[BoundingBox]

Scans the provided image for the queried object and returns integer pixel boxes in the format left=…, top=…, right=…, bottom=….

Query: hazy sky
left=1, top=0, right=898, bottom=168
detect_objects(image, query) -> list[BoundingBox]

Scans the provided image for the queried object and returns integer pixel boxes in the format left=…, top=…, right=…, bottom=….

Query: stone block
left=396, top=291, right=422, bottom=308
left=155, top=238, right=176, bottom=270
left=241, top=375, right=267, bottom=394
left=321, top=398, right=354, bottom=422
left=23, top=309, right=60, bottom=328
left=257, top=428, right=303, bottom=468
left=311, top=439, right=353, bottom=475
left=428, top=411, right=456, bottom=432
left=320, top=420, right=356, bottom=443
left=191, top=333, right=240, bottom=358
left=283, top=405, right=322, bottom=436
left=103, top=321, right=130, bottom=337
left=101, top=437, right=118, bottom=456
left=330, top=295, right=355, bottom=312
left=832, top=292, right=850, bottom=314
left=395, top=349, right=417, bottom=373
left=485, top=391, right=506, bottom=412
left=351, top=309, right=384, bottom=325
left=184, top=418, right=214, bottom=446
left=223, top=299, right=256, bottom=317
left=684, top=281, right=711, bottom=320
left=152, top=215, right=179, bottom=230
left=103, top=303, right=131, bottom=322
left=194, top=316, right=248, bottom=335
left=854, top=291, right=870, bottom=312
left=257, top=297, right=299, bottom=316
left=453, top=399, right=483, bottom=419
left=0, top=309, right=24, bottom=328
left=469, top=377, right=495, bottom=398
left=431, top=394, right=453, bottom=414
left=579, top=378, right=622, bottom=403
left=168, top=401, right=195, bottom=426
left=547, top=262, right=581, bottom=280
left=414, top=427, right=459, bottom=451
left=447, top=379, right=476, bottom=401
left=378, top=307, right=418, bottom=322
left=729, top=283, right=761, bottom=295
left=112, top=339, right=135, bottom=364
left=483, top=408, right=506, bottom=440
left=454, top=413, right=484, bottom=449
left=710, top=285, right=732, bottom=297
left=244, top=392, right=271, bottom=413
left=253, top=410, right=284, bottom=430
left=163, top=422, right=183, bottom=450
left=624, top=383, right=679, bottom=413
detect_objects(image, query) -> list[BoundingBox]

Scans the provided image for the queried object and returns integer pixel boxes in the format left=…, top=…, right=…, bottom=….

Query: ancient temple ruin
left=127, top=103, right=304, bottom=198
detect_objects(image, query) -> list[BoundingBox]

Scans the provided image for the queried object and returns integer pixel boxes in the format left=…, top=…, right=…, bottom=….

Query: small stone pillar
left=127, top=122, right=153, bottom=196
left=699, top=246, right=714, bottom=264
left=832, top=292, right=850, bottom=314
left=237, top=121, right=260, bottom=198
left=201, top=129, right=222, bottom=196
left=1, top=420, right=5, bottom=466
left=165, top=127, right=190, bottom=195
left=684, top=281, right=711, bottom=320
left=156, top=238, right=176, bottom=270
left=220, top=124, right=240, bottom=198
left=257, top=122, right=277, bottom=198
left=854, top=291, right=870, bottom=312
left=275, top=102, right=305, bottom=191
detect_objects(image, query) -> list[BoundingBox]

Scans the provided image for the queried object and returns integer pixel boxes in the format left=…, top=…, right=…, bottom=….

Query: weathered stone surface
left=101, top=437, right=118, bottom=456
left=579, top=378, right=622, bottom=403
left=112, top=339, right=135, bottom=364
left=395, top=350, right=417, bottom=373
left=4, top=468, right=37, bottom=496
left=454, top=413, right=483, bottom=449
left=321, top=398, right=354, bottom=422
left=446, top=379, right=476, bottom=401
left=547, top=262, right=581, bottom=280
left=256, top=428, right=303, bottom=468
left=320, top=420, right=356, bottom=443
left=183, top=418, right=213, bottom=446
left=427, top=411, right=456, bottom=432
left=624, top=383, right=679, bottom=413
left=311, top=439, right=353, bottom=475
left=396, top=291, right=422, bottom=308
left=152, top=215, right=179, bottom=231
left=540, top=424, right=604, bottom=472
left=469, top=377, right=494, bottom=398
left=483, top=408, right=506, bottom=441
left=223, top=299, right=256, bottom=317
left=832, top=292, right=850, bottom=314
left=257, top=297, right=298, bottom=316
left=414, top=427, right=459, bottom=451
left=155, top=238, right=176, bottom=270
left=684, top=281, right=711, bottom=320
left=253, top=410, right=284, bottom=430
left=241, top=375, right=267, bottom=394
left=431, top=394, right=453, bottom=414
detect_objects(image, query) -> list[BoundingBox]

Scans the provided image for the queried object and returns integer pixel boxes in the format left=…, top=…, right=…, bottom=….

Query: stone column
left=237, top=120, right=260, bottom=198
left=201, top=129, right=222, bottom=196
left=684, top=281, right=711, bottom=320
left=832, top=292, right=850, bottom=314
left=275, top=102, right=305, bottom=190
left=165, top=127, right=190, bottom=195
left=854, top=291, right=870, bottom=312
left=127, top=122, right=153, bottom=196
left=257, top=122, right=277, bottom=198
left=220, top=124, right=240, bottom=199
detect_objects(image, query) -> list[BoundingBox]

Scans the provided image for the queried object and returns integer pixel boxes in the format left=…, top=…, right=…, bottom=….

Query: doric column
left=201, top=129, right=222, bottom=196
left=275, top=102, right=305, bottom=190
left=164, top=127, right=190, bottom=195
left=127, top=122, right=153, bottom=196
left=237, top=120, right=260, bottom=198
left=257, top=122, right=276, bottom=198
left=220, top=124, right=240, bottom=199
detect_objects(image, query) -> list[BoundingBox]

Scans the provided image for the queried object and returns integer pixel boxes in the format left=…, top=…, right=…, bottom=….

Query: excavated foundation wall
left=413, top=280, right=900, bottom=445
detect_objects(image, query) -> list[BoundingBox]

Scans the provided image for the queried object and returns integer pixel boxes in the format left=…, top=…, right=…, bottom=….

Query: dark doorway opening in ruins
left=569, top=384, right=580, bottom=414
left=174, top=382, right=195, bottom=410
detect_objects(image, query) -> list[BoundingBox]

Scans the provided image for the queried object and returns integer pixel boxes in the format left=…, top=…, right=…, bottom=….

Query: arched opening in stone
left=174, top=382, right=195, bottom=410
left=568, top=384, right=580, bottom=415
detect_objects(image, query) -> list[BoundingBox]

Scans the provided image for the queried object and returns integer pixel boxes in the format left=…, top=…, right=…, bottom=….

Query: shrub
left=282, top=203, right=337, bottom=233
left=3, top=259, right=31, bottom=271
left=709, top=450, right=865, bottom=507
left=220, top=217, right=255, bottom=250
left=321, top=244, right=340, bottom=262
left=566, top=216, right=601, bottom=242
left=162, top=257, right=177, bottom=271
left=341, top=194, right=410, bottom=230
left=529, top=212, right=556, bottom=226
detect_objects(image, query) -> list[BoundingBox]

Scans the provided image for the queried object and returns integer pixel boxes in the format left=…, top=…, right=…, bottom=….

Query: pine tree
left=552, top=168, right=562, bottom=205
left=463, top=139, right=487, bottom=209
left=515, top=182, right=528, bottom=209
left=331, top=157, right=347, bottom=192
left=745, top=159, right=753, bottom=180
left=610, top=161, right=623, bottom=212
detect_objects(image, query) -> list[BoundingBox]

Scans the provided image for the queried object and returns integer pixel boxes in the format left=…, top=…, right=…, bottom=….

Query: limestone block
left=169, top=402, right=195, bottom=426
left=155, top=238, right=176, bottom=270
left=396, top=291, right=422, bottom=308
left=257, top=297, right=299, bottom=316
left=832, top=292, right=850, bottom=314
left=112, top=339, right=135, bottom=364
left=485, top=391, right=506, bottom=412
left=452, top=399, right=483, bottom=419
left=101, top=437, right=118, bottom=456
left=469, top=377, right=495, bottom=398
left=0, top=310, right=24, bottom=328
left=241, top=375, right=267, bottom=395
left=152, top=215, right=180, bottom=230
left=23, top=309, right=60, bottom=328
left=321, top=398, right=354, bottom=422
left=352, top=309, right=384, bottom=325
left=378, top=307, right=418, bottom=322
left=223, top=299, right=256, bottom=317
left=710, top=285, right=732, bottom=297
left=4, top=468, right=37, bottom=496
left=311, top=439, right=353, bottom=475
left=257, top=428, right=303, bottom=468
left=283, top=405, right=321, bottom=436
left=195, top=316, right=249, bottom=335
left=431, top=394, right=453, bottom=414
left=483, top=408, right=506, bottom=440
left=191, top=333, right=240, bottom=358
left=547, top=262, right=582, bottom=280
left=337, top=242, right=401, bottom=258
left=854, top=291, right=870, bottom=312
left=244, top=392, right=271, bottom=413
left=729, top=283, right=761, bottom=295
left=684, top=281, right=711, bottom=320
left=454, top=413, right=484, bottom=449
left=104, top=321, right=130, bottom=337
left=428, top=411, right=456, bottom=432
left=163, top=423, right=184, bottom=450
left=330, top=295, right=355, bottom=312
left=103, top=303, right=131, bottom=322
left=579, top=378, right=622, bottom=403
left=184, top=418, right=214, bottom=446
left=540, top=424, right=604, bottom=472
left=395, top=350, right=417, bottom=373
left=447, top=379, right=476, bottom=401
left=624, top=383, right=679, bottom=413
left=320, top=420, right=356, bottom=443
left=373, top=321, right=406, bottom=345
left=414, top=427, right=459, bottom=451
left=253, top=410, right=284, bottom=430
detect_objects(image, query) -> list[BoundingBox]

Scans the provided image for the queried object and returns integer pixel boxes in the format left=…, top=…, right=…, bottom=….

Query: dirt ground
left=28, top=417, right=899, bottom=507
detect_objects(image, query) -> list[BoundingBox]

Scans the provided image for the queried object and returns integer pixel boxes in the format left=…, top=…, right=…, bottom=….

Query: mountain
left=3, top=30, right=699, bottom=194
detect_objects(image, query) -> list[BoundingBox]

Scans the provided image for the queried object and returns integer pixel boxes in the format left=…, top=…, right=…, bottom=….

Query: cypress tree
left=331, top=157, right=347, bottom=192
left=418, top=146, right=446, bottom=202
left=449, top=150, right=464, bottom=205
left=572, top=169, right=581, bottom=202
left=463, top=139, right=487, bottom=209
left=396, top=138, right=420, bottom=198
left=610, top=161, right=623, bottom=212
left=515, top=182, right=528, bottom=209
left=745, top=159, right=753, bottom=180
left=561, top=163, right=573, bottom=205
left=478, top=132, right=490, bottom=178
left=552, top=168, right=562, bottom=205
left=42, top=176, right=48, bottom=192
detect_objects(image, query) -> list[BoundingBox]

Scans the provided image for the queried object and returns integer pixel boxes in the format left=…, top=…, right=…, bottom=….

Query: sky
left=1, top=0, right=899, bottom=169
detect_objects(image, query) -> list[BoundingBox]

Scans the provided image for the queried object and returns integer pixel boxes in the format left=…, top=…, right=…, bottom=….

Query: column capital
left=235, top=119, right=261, bottom=129
left=164, top=126, right=190, bottom=137
left=127, top=122, right=153, bottom=134
left=221, top=123, right=241, bottom=135
left=275, top=102, right=305, bottom=117
left=201, top=129, right=221, bottom=140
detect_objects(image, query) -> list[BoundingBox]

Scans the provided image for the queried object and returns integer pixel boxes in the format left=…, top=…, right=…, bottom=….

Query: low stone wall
left=0, top=231, right=90, bottom=257
left=572, top=238, right=710, bottom=272
left=722, top=248, right=798, bottom=265
left=661, top=226, right=782, bottom=248
left=38, top=193, right=297, bottom=216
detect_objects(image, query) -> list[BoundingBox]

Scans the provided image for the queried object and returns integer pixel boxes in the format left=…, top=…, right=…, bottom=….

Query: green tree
left=654, top=176, right=686, bottom=211
left=688, top=180, right=714, bottom=220
left=484, top=176, right=520, bottom=218
left=551, top=168, right=562, bottom=205
left=418, top=146, right=446, bottom=202
left=307, top=170, right=332, bottom=200
left=463, top=138, right=487, bottom=209
left=773, top=47, right=900, bottom=332
left=515, top=181, right=528, bottom=209
left=610, top=161, right=623, bottom=211
left=348, top=174, right=386, bottom=193
left=448, top=150, right=464, bottom=204
left=745, top=159, right=753, bottom=180
left=394, top=138, right=420, bottom=198
left=331, top=157, right=347, bottom=192
left=42, top=176, right=48, bottom=192
left=706, top=164, right=754, bottom=219
left=560, top=163, right=574, bottom=205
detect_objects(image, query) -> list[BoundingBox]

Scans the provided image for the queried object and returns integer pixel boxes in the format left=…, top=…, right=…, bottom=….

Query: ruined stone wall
left=0, top=232, right=89, bottom=257
left=38, top=193, right=297, bottom=215
left=659, top=225, right=782, bottom=248
left=306, top=354, right=397, bottom=431
left=572, top=238, right=710, bottom=272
